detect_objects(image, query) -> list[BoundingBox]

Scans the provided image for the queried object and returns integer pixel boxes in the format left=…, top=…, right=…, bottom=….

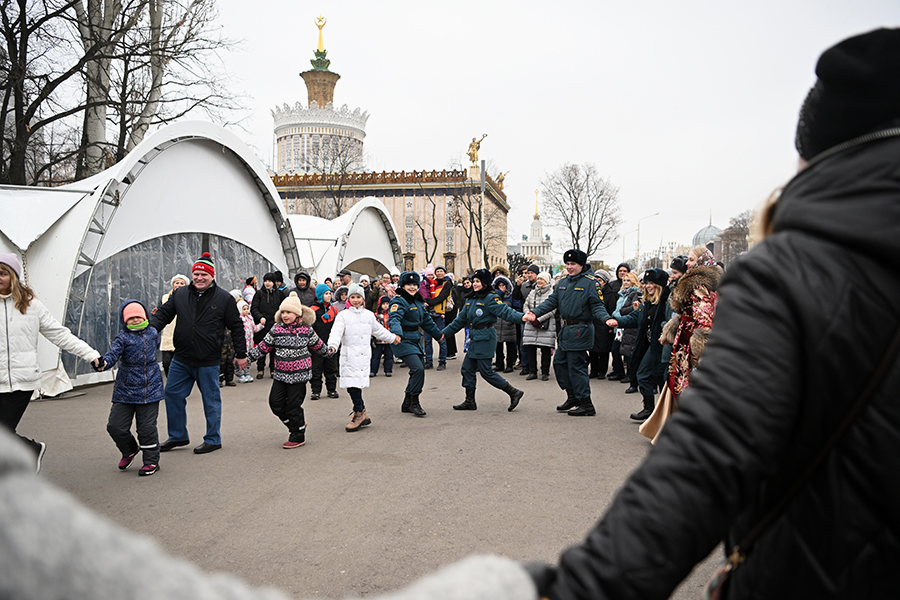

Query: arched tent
left=0, top=121, right=300, bottom=394
left=289, top=198, right=402, bottom=282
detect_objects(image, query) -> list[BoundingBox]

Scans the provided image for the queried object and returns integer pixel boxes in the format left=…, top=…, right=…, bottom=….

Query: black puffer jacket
left=150, top=281, right=245, bottom=367
left=529, top=133, right=900, bottom=599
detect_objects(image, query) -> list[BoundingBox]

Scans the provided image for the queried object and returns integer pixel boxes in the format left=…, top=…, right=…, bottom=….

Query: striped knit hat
left=192, top=252, right=215, bottom=278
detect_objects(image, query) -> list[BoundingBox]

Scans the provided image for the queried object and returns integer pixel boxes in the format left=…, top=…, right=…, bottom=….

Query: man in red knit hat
left=150, top=252, right=247, bottom=454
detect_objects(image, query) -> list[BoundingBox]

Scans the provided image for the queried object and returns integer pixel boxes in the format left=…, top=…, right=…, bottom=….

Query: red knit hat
left=192, top=252, right=215, bottom=278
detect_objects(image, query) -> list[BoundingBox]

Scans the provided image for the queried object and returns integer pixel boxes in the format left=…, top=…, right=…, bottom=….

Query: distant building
left=272, top=20, right=508, bottom=276
left=509, top=193, right=554, bottom=271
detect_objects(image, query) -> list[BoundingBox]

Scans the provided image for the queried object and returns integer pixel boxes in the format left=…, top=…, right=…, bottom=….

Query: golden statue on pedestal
left=467, top=134, right=487, bottom=165
left=315, top=16, right=327, bottom=52
left=496, top=171, right=509, bottom=190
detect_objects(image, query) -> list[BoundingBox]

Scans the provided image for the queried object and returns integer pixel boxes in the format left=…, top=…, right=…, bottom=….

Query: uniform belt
left=471, top=323, right=493, bottom=330
left=561, top=319, right=591, bottom=327
left=402, top=325, right=420, bottom=332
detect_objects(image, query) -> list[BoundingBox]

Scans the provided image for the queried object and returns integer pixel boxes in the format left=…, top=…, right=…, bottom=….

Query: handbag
left=702, top=324, right=900, bottom=599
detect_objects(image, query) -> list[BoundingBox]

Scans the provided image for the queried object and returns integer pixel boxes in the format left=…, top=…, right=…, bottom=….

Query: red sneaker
left=283, top=440, right=305, bottom=449
left=118, top=451, right=138, bottom=470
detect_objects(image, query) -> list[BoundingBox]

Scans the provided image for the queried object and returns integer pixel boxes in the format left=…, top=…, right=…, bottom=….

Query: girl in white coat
left=0, top=254, right=101, bottom=472
left=327, top=284, right=399, bottom=432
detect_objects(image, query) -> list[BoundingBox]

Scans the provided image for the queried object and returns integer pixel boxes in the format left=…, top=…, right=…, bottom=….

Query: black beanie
left=795, top=28, right=900, bottom=161
left=472, top=269, right=493, bottom=289
left=263, top=272, right=275, bottom=283
left=563, top=249, right=587, bottom=266
left=273, top=270, right=284, bottom=283
left=526, top=264, right=540, bottom=275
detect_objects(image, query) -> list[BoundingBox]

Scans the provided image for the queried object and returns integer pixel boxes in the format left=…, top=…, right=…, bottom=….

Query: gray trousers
left=107, top=402, right=160, bottom=465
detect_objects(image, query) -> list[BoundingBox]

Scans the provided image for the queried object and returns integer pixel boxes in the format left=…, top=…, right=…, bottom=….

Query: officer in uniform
left=524, top=249, right=615, bottom=416
left=388, top=271, right=444, bottom=417
left=442, top=269, right=527, bottom=412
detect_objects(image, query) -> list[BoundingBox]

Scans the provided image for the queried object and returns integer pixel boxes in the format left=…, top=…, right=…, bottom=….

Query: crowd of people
left=2, top=27, right=899, bottom=599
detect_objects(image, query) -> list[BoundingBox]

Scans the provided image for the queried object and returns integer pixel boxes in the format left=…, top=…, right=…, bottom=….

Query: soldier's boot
left=453, top=388, right=477, bottom=411
left=556, top=389, right=578, bottom=412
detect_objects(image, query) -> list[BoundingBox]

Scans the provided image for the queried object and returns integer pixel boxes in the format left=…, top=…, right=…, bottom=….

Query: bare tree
left=541, top=163, right=621, bottom=259
left=304, top=135, right=364, bottom=218
left=718, top=209, right=753, bottom=265
left=414, top=193, right=440, bottom=265
left=507, top=251, right=528, bottom=275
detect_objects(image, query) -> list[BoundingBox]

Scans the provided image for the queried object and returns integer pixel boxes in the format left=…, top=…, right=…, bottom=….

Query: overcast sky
left=211, top=0, right=898, bottom=265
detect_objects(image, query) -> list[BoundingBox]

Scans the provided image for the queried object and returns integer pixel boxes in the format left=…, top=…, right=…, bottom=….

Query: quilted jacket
left=527, top=132, right=900, bottom=599
left=100, top=300, right=163, bottom=405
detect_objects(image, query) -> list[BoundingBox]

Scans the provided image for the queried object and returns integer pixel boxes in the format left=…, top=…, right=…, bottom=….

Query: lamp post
left=636, top=212, right=660, bottom=272
left=621, top=228, right=638, bottom=264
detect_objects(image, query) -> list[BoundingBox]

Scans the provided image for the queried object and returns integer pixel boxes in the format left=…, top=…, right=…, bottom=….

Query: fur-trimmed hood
left=490, top=264, right=510, bottom=278
left=669, top=265, right=721, bottom=313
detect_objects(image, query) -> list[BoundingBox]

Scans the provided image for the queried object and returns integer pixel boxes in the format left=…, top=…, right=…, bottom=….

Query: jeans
left=107, top=401, right=160, bottom=465
left=553, top=349, right=591, bottom=400
left=371, top=344, right=393, bottom=375
left=163, top=359, right=223, bottom=445
left=423, top=315, right=447, bottom=365
left=348, top=387, right=365, bottom=412
left=461, top=355, right=509, bottom=391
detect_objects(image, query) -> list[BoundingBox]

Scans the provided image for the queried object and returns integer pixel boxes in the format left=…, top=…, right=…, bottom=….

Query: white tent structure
left=288, top=198, right=402, bottom=282
left=0, top=121, right=300, bottom=394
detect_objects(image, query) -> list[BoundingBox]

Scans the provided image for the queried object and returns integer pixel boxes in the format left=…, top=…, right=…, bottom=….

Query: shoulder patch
left=585, top=275, right=596, bottom=281
left=390, top=304, right=398, bottom=312
left=494, top=297, right=503, bottom=304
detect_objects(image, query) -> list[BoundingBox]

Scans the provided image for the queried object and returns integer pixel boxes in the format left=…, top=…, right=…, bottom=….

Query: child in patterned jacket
left=236, top=300, right=263, bottom=383
left=246, top=292, right=328, bottom=448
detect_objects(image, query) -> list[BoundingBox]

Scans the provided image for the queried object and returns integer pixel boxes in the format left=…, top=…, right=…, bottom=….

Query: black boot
left=401, top=392, right=412, bottom=413
left=409, top=394, right=426, bottom=417
left=556, top=389, right=578, bottom=412
left=504, top=383, right=524, bottom=412
left=630, top=394, right=655, bottom=421
left=568, top=398, right=596, bottom=416
left=453, top=388, right=477, bottom=410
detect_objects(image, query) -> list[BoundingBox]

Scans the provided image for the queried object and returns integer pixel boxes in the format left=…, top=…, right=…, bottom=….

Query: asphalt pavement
left=24, top=336, right=719, bottom=599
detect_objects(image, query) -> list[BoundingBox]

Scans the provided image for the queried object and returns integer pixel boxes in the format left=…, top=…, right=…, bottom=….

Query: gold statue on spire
left=316, top=16, right=327, bottom=52
left=534, top=189, right=540, bottom=219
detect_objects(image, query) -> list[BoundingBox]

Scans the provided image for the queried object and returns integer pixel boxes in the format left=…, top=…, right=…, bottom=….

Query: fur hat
left=275, top=292, right=315, bottom=325
left=263, top=272, right=276, bottom=283
left=347, top=283, right=365, bottom=298
left=796, top=28, right=900, bottom=160
left=273, top=270, right=284, bottom=283
left=399, top=271, right=421, bottom=288
left=490, top=264, right=510, bottom=277
left=536, top=271, right=552, bottom=284
left=171, top=273, right=189, bottom=287
left=642, top=268, right=669, bottom=288
left=472, top=269, right=493, bottom=289
left=334, top=285, right=349, bottom=300
left=192, top=252, right=215, bottom=278
left=670, top=255, right=688, bottom=275
left=563, top=249, right=588, bottom=266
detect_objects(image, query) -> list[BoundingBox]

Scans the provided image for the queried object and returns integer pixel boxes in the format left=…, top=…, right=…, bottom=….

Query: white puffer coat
left=327, top=305, right=396, bottom=388
left=0, top=295, right=100, bottom=393
left=522, top=283, right=557, bottom=347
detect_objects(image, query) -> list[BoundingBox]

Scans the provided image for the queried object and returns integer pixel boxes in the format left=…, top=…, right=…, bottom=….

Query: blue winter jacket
left=101, top=300, right=164, bottom=404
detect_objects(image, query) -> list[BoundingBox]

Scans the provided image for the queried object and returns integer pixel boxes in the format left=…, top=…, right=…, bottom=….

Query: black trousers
left=525, top=345, right=552, bottom=376
left=107, top=401, right=160, bottom=465
left=268, top=380, right=307, bottom=442
left=495, top=341, right=517, bottom=369
left=0, top=390, right=41, bottom=452
left=161, top=350, right=174, bottom=376
left=310, top=353, right=338, bottom=394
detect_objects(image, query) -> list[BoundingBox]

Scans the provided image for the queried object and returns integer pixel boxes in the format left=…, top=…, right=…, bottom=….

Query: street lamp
left=636, top=212, right=660, bottom=272
left=621, top=228, right=638, bottom=264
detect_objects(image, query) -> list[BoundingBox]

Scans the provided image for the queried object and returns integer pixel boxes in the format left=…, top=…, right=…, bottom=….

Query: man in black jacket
left=150, top=252, right=246, bottom=454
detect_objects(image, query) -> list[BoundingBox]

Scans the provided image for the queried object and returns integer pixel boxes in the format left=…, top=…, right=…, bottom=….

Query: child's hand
left=260, top=317, right=266, bottom=325
left=393, top=335, right=401, bottom=345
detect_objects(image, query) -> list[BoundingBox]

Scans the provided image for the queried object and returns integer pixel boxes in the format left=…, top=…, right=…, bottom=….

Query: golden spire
left=534, top=189, right=540, bottom=219
left=316, top=15, right=326, bottom=52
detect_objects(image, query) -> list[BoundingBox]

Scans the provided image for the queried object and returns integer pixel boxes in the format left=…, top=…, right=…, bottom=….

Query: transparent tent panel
left=62, top=233, right=277, bottom=379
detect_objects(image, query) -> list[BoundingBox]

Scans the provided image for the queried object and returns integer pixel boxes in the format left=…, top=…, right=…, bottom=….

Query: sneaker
left=345, top=410, right=372, bottom=432
left=370, top=372, right=376, bottom=377
left=541, top=373, right=550, bottom=381
left=219, top=380, right=225, bottom=388
left=327, top=390, right=339, bottom=399
left=35, top=441, right=46, bottom=475
left=385, top=372, right=392, bottom=377
left=138, top=464, right=159, bottom=476
left=311, top=392, right=320, bottom=400
left=118, top=451, right=138, bottom=470
left=283, top=440, right=305, bottom=449
left=424, top=363, right=433, bottom=370
left=436, top=363, right=446, bottom=371
left=225, top=380, right=236, bottom=387
left=447, top=354, right=457, bottom=360
left=256, top=371, right=264, bottom=379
